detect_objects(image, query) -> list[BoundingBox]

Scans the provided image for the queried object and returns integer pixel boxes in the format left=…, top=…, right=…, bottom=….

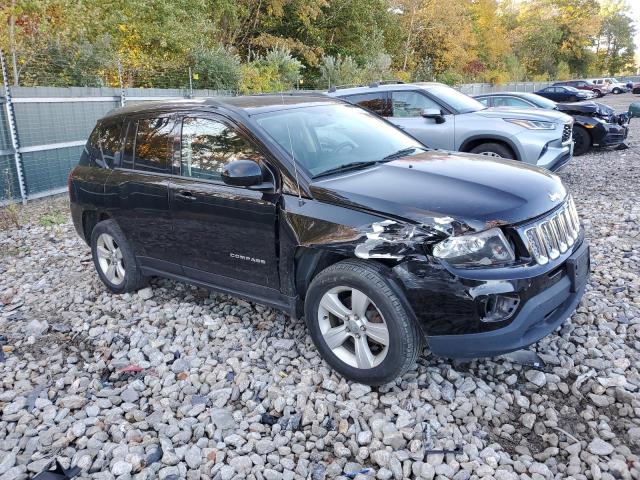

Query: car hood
left=476, top=107, right=571, bottom=123
left=556, top=101, right=615, bottom=118
left=310, top=150, right=567, bottom=233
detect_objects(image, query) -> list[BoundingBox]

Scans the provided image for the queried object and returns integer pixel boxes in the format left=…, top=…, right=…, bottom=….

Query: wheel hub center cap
left=346, top=316, right=364, bottom=334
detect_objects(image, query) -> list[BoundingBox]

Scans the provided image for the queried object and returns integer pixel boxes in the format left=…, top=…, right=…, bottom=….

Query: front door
left=170, top=115, right=280, bottom=289
left=387, top=90, right=455, bottom=150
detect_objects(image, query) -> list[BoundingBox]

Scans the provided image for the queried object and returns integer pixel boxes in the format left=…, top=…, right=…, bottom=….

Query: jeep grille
left=522, top=196, right=580, bottom=265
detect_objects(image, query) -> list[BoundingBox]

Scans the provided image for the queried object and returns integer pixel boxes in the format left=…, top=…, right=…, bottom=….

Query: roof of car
left=474, top=92, right=537, bottom=97
left=103, top=94, right=342, bottom=120
left=327, top=82, right=445, bottom=96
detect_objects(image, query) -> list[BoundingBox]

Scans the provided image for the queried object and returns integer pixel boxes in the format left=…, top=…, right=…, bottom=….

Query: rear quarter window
left=80, top=119, right=124, bottom=167
left=343, top=92, right=391, bottom=117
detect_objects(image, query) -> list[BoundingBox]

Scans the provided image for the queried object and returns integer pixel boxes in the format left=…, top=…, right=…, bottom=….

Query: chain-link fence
left=0, top=50, right=233, bottom=203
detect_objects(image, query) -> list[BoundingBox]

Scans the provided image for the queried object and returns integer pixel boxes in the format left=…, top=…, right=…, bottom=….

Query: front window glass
left=426, top=85, right=485, bottom=113
left=255, top=104, right=424, bottom=178
left=391, top=91, right=440, bottom=117
left=181, top=117, right=262, bottom=181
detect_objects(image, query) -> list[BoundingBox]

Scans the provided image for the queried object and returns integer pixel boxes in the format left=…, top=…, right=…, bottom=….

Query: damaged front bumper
left=391, top=238, right=589, bottom=360
left=595, top=123, right=629, bottom=147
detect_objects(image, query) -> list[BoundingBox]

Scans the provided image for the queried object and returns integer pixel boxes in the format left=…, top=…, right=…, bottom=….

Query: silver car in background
left=328, top=82, right=574, bottom=171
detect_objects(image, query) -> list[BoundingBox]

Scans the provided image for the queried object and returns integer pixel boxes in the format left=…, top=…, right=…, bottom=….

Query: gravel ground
left=1, top=93, right=639, bottom=480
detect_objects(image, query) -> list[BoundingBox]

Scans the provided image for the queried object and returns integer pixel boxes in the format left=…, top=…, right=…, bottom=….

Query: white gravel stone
left=0, top=92, right=639, bottom=480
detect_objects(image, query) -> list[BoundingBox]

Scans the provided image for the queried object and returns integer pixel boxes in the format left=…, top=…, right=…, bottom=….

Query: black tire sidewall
left=90, top=219, right=143, bottom=294
left=304, top=261, right=420, bottom=385
left=572, top=126, right=591, bottom=156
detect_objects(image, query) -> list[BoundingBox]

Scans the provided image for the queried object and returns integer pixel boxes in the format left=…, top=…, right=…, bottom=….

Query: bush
left=190, top=47, right=241, bottom=91
left=319, top=55, right=361, bottom=88
left=436, top=70, right=464, bottom=86
left=263, top=47, right=304, bottom=88
left=239, top=47, right=303, bottom=93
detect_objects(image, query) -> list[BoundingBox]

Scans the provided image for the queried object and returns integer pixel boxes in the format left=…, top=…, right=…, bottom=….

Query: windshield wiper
left=314, top=161, right=381, bottom=178
left=381, top=147, right=425, bottom=161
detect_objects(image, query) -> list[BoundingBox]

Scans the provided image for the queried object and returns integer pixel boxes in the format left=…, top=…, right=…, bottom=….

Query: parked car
left=553, top=80, right=604, bottom=98
left=69, top=95, right=589, bottom=385
left=590, top=78, right=629, bottom=94
left=474, top=92, right=630, bottom=155
left=535, top=85, right=592, bottom=102
left=327, top=82, right=574, bottom=171
left=630, top=82, right=640, bottom=94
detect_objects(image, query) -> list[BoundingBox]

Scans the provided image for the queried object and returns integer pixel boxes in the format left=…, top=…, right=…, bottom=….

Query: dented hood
left=310, top=151, right=567, bottom=232
left=556, top=101, right=614, bottom=117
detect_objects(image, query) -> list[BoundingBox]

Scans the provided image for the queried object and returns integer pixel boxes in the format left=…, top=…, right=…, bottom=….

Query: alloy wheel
left=317, top=286, right=389, bottom=369
left=478, top=151, right=503, bottom=158
left=96, top=233, right=125, bottom=285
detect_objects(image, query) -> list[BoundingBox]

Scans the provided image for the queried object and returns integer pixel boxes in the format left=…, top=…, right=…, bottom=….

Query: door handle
left=176, top=190, right=196, bottom=201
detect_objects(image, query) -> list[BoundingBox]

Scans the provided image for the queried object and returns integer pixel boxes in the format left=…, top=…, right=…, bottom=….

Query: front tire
left=304, top=260, right=422, bottom=386
left=470, top=142, right=515, bottom=159
left=91, top=219, right=147, bottom=294
left=612, top=87, right=621, bottom=94
left=572, top=126, right=592, bottom=156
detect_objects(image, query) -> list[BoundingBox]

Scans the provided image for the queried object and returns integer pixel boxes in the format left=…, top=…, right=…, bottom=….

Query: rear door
left=387, top=90, right=455, bottom=150
left=170, top=114, right=280, bottom=289
left=103, top=113, right=180, bottom=272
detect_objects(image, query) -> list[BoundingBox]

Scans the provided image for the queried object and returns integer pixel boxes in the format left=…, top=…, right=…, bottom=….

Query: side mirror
left=628, top=101, right=640, bottom=119
left=221, top=159, right=264, bottom=187
left=421, top=108, right=446, bottom=124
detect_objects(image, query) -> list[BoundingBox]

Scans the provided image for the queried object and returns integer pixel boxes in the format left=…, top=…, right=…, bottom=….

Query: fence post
left=117, top=61, right=126, bottom=107
left=0, top=50, right=26, bottom=204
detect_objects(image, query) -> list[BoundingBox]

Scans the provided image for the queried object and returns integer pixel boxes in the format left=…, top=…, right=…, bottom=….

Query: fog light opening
left=479, top=294, right=520, bottom=323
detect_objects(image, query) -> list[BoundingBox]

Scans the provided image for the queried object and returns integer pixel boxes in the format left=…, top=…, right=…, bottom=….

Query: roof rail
left=368, top=80, right=405, bottom=88
left=327, top=83, right=368, bottom=93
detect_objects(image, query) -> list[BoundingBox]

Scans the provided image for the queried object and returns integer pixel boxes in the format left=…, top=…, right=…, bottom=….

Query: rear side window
left=120, top=115, right=175, bottom=173
left=343, top=93, right=391, bottom=117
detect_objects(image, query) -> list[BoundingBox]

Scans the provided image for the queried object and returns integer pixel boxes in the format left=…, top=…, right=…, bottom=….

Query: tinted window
left=493, top=97, right=533, bottom=108
left=133, top=116, right=174, bottom=173
left=255, top=104, right=424, bottom=177
left=476, top=97, right=490, bottom=106
left=391, top=91, right=440, bottom=117
left=83, top=120, right=123, bottom=168
left=181, top=117, right=263, bottom=181
left=427, top=85, right=485, bottom=113
left=121, top=120, right=136, bottom=169
left=344, top=93, right=390, bottom=116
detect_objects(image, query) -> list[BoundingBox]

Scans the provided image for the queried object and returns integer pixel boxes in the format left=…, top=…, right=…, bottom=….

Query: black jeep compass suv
left=69, top=95, right=589, bottom=385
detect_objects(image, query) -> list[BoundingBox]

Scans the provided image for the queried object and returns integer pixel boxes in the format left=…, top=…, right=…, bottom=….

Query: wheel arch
left=82, top=210, right=112, bottom=244
left=459, top=135, right=519, bottom=160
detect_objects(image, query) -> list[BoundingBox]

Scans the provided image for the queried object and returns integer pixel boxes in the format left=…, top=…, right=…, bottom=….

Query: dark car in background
left=475, top=92, right=629, bottom=155
left=535, top=85, right=592, bottom=102
left=68, top=95, right=589, bottom=385
left=553, top=80, right=605, bottom=98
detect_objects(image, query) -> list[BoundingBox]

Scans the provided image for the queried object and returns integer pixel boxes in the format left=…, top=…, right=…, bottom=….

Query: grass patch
left=38, top=211, right=67, bottom=227
left=0, top=203, right=21, bottom=230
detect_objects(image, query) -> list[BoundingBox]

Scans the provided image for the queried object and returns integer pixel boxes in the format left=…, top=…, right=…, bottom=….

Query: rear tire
left=612, top=87, right=621, bottom=94
left=470, top=142, right=515, bottom=159
left=304, top=259, right=422, bottom=386
left=572, top=126, right=592, bottom=156
left=633, top=87, right=640, bottom=95
left=594, top=90, right=603, bottom=98
left=91, top=219, right=147, bottom=294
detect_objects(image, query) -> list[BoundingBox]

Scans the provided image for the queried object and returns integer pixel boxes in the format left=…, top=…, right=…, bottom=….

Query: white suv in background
left=590, top=78, right=628, bottom=94
left=328, top=82, right=575, bottom=171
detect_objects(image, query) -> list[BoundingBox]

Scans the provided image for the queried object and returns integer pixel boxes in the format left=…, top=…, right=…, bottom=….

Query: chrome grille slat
left=523, top=196, right=581, bottom=265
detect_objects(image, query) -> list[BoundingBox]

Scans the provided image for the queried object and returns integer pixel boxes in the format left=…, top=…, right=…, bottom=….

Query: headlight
left=504, top=119, right=556, bottom=130
left=432, top=228, right=515, bottom=267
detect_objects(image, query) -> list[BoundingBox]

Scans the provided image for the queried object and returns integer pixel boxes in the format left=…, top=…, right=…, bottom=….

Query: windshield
left=428, top=85, right=486, bottom=113
left=565, top=86, right=580, bottom=92
left=524, top=93, right=557, bottom=109
left=255, top=104, right=425, bottom=178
